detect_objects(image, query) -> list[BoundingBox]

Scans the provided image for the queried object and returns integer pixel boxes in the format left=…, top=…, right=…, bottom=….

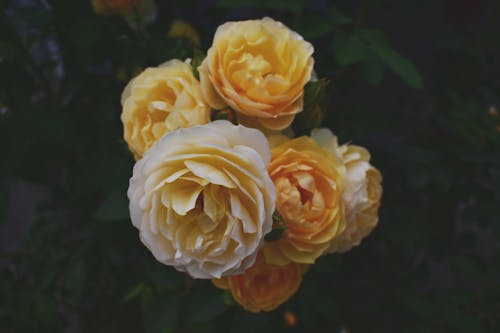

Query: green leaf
left=272, top=211, right=285, bottom=224
left=212, top=108, right=237, bottom=123
left=217, top=0, right=302, bottom=13
left=362, top=30, right=423, bottom=89
left=270, top=211, right=288, bottom=234
left=191, top=48, right=205, bottom=80
left=303, top=78, right=329, bottom=107
left=93, top=192, right=130, bottom=221
left=223, top=290, right=235, bottom=306
left=332, top=31, right=366, bottom=66
left=264, top=227, right=286, bottom=241
left=124, top=283, right=146, bottom=301
left=296, top=78, right=329, bottom=131
left=330, top=8, right=353, bottom=25
left=376, top=46, right=423, bottom=89
left=295, top=15, right=332, bottom=39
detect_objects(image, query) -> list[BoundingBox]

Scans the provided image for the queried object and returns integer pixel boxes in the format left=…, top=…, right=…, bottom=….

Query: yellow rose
left=212, top=251, right=307, bottom=312
left=326, top=142, right=383, bottom=253
left=128, top=121, right=276, bottom=279
left=121, top=59, right=210, bottom=158
left=263, top=134, right=346, bottom=265
left=198, top=17, right=314, bottom=131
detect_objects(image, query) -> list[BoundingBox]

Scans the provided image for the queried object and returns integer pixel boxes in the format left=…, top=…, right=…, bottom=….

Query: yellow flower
left=326, top=142, right=383, bottom=253
left=168, top=20, right=201, bottom=46
left=128, top=121, right=276, bottom=279
left=212, top=251, right=307, bottom=312
left=198, top=17, right=314, bottom=131
left=121, top=59, right=210, bottom=158
left=263, top=134, right=346, bottom=265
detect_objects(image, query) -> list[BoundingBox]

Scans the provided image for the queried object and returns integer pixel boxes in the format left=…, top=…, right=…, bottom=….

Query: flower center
left=231, top=53, right=272, bottom=91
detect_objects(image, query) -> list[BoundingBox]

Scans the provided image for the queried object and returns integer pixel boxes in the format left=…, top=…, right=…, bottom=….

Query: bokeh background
left=1, top=0, right=499, bottom=332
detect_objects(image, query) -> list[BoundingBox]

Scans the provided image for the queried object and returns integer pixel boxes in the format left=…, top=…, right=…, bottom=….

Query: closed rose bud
left=284, top=311, right=297, bottom=327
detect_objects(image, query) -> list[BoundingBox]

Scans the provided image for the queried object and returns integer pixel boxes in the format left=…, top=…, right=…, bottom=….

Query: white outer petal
left=127, top=121, right=276, bottom=279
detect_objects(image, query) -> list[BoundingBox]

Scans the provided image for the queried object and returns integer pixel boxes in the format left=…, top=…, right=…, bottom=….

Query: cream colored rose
left=198, top=17, right=314, bottom=131
left=312, top=129, right=383, bottom=253
left=127, top=121, right=276, bottom=279
left=121, top=59, right=210, bottom=158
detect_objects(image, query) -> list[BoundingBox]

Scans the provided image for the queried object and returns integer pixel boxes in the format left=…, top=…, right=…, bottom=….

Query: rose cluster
left=122, top=17, right=382, bottom=313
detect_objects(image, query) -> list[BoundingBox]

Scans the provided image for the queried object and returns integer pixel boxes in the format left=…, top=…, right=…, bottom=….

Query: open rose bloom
left=263, top=134, right=346, bottom=265
left=121, top=59, right=210, bottom=158
left=327, top=144, right=383, bottom=253
left=199, top=17, right=314, bottom=131
left=128, top=121, right=276, bottom=279
left=122, top=17, right=382, bottom=312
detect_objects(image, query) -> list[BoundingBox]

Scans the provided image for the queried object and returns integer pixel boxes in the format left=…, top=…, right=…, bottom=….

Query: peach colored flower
left=121, top=59, right=210, bottom=158
left=198, top=17, right=314, bottom=130
left=263, top=134, right=346, bottom=265
left=212, top=250, right=307, bottom=312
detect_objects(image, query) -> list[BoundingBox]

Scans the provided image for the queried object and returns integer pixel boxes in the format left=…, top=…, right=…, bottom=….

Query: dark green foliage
left=1, top=0, right=499, bottom=332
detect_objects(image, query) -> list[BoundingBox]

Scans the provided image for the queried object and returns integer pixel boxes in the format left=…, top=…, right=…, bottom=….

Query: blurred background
left=1, top=0, right=499, bottom=332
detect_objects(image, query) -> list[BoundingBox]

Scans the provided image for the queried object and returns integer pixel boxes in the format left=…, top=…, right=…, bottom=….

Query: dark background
left=1, top=0, right=499, bottom=332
